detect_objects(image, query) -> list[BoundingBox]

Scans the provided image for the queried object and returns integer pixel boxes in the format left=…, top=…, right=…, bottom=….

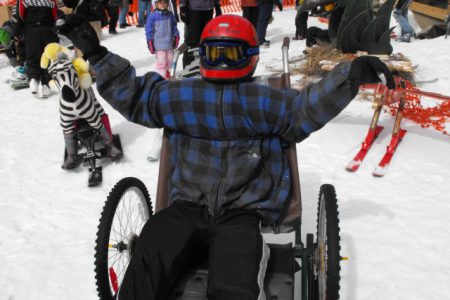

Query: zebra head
left=48, top=58, right=81, bottom=103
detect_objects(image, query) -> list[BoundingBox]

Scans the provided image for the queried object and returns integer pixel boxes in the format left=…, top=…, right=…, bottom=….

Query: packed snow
left=1, top=8, right=449, bottom=300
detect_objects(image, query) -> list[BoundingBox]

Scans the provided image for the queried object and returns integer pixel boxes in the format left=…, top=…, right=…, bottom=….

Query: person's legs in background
left=256, top=2, right=273, bottom=47
left=23, top=29, right=41, bottom=94
left=182, top=10, right=213, bottom=68
left=169, top=0, right=180, bottom=21
left=119, top=4, right=130, bottom=28
left=165, top=49, right=174, bottom=79
left=393, top=0, right=414, bottom=42
left=155, top=50, right=168, bottom=77
left=39, top=29, right=59, bottom=96
left=242, top=6, right=258, bottom=31
left=108, top=5, right=119, bottom=34
left=137, top=0, right=151, bottom=27
left=24, top=27, right=59, bottom=97
left=249, top=7, right=259, bottom=31
left=294, top=10, right=308, bottom=40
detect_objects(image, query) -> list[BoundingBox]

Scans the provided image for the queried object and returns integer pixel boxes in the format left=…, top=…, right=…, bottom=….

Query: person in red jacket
left=17, top=0, right=59, bottom=98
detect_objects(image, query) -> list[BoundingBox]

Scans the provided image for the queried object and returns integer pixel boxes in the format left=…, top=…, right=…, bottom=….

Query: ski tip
left=373, top=165, right=388, bottom=177
left=346, top=160, right=361, bottom=172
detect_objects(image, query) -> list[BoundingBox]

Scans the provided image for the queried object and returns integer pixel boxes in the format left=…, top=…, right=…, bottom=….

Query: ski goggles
left=199, top=41, right=259, bottom=67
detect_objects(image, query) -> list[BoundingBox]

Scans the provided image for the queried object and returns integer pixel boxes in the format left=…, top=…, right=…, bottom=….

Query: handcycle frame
left=63, top=116, right=122, bottom=187
left=94, top=38, right=343, bottom=300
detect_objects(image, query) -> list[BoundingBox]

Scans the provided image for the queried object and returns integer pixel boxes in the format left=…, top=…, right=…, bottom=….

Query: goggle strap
left=247, top=47, right=259, bottom=56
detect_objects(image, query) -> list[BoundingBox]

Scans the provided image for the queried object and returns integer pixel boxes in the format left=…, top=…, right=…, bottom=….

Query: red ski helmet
left=199, top=15, right=259, bottom=82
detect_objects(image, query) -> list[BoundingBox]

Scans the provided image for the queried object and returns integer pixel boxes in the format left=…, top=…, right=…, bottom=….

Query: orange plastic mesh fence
left=361, top=79, right=450, bottom=136
left=385, top=80, right=450, bottom=135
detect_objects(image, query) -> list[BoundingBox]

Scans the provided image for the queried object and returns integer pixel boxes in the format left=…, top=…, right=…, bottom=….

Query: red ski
left=373, top=98, right=407, bottom=177
left=346, top=100, right=384, bottom=172
left=346, top=125, right=384, bottom=172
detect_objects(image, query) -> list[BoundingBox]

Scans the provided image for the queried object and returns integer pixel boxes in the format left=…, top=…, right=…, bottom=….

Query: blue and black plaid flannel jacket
left=94, top=53, right=353, bottom=224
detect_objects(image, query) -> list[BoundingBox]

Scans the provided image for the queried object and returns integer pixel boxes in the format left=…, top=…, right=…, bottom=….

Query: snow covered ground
left=1, top=8, right=449, bottom=300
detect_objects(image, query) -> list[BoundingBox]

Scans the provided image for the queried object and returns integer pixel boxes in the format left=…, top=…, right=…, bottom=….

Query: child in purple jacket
left=145, top=0, right=179, bottom=79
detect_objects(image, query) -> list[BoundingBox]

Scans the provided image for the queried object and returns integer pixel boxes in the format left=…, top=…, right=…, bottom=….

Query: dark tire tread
left=94, top=177, right=153, bottom=300
left=316, top=184, right=341, bottom=300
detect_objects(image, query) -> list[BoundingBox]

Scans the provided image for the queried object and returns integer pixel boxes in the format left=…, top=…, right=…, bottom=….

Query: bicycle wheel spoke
left=96, top=178, right=153, bottom=300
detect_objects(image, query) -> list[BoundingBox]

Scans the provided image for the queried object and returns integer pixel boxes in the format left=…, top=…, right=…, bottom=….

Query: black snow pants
left=295, top=11, right=308, bottom=38
left=242, top=7, right=259, bottom=32
left=23, top=26, right=59, bottom=84
left=117, top=201, right=270, bottom=300
left=182, top=9, right=213, bottom=68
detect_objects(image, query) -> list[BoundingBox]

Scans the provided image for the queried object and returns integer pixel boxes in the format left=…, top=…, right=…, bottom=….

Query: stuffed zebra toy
left=41, top=43, right=122, bottom=169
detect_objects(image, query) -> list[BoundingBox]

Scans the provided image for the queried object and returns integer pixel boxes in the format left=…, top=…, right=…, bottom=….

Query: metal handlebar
left=281, top=37, right=291, bottom=88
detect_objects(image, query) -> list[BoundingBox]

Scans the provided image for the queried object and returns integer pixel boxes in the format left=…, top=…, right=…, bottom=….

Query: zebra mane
left=42, top=43, right=92, bottom=90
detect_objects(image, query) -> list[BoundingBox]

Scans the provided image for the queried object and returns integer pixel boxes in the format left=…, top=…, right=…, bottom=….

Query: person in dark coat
left=57, top=14, right=395, bottom=299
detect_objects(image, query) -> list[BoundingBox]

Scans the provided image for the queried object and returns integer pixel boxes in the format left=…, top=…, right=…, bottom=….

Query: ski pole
left=170, top=43, right=188, bottom=79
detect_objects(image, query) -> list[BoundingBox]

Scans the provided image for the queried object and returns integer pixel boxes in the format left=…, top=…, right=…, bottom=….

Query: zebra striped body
left=48, top=58, right=105, bottom=135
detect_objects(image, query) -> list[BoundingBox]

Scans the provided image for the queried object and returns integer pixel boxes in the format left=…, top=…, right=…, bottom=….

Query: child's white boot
left=40, top=84, right=51, bottom=98
left=30, top=79, right=38, bottom=95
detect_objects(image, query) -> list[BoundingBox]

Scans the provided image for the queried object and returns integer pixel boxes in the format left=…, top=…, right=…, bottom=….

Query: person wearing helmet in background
left=57, top=14, right=394, bottom=300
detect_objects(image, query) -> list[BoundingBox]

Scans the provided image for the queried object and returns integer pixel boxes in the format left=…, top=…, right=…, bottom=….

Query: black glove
left=56, top=14, right=107, bottom=63
left=180, top=6, right=190, bottom=24
left=348, top=56, right=395, bottom=96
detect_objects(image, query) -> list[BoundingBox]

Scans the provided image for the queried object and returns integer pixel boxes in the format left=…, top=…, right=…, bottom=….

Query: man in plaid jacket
left=58, top=15, right=394, bottom=300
